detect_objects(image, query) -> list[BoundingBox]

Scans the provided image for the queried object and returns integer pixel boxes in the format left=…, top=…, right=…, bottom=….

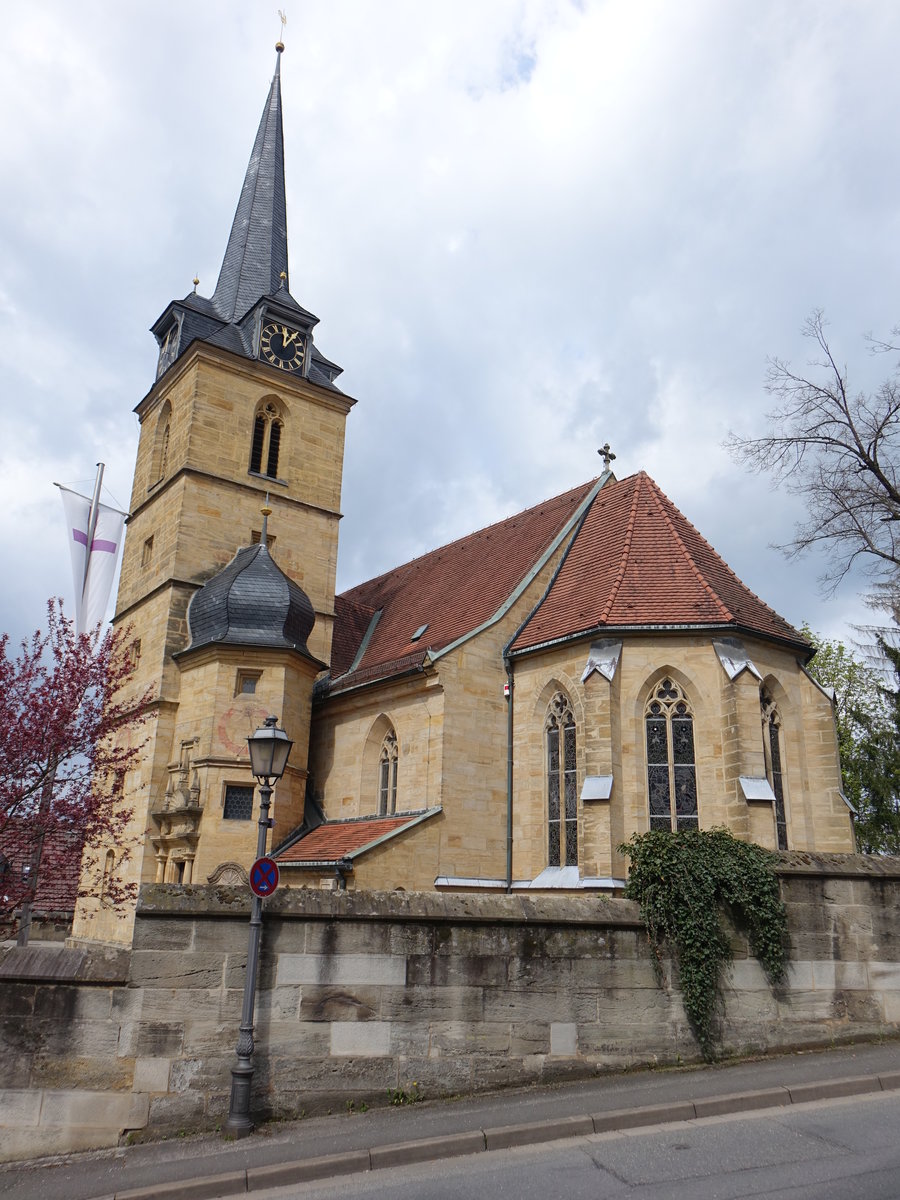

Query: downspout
left=500, top=481, right=605, bottom=895
left=504, top=656, right=514, bottom=894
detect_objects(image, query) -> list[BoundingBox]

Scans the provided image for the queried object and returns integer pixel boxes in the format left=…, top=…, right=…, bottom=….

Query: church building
left=73, top=46, right=854, bottom=944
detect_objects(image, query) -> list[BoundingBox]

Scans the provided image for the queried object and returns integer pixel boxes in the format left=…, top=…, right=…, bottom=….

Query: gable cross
left=598, top=443, right=616, bottom=472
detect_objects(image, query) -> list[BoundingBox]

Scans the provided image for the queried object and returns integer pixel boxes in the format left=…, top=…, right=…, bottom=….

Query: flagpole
left=83, top=463, right=105, bottom=607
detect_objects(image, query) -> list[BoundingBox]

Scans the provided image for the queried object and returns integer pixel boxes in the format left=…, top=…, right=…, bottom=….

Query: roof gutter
left=499, top=472, right=612, bottom=894
left=509, top=620, right=811, bottom=661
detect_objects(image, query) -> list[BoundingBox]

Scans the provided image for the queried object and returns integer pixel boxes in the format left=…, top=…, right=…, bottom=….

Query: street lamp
left=225, top=715, right=293, bottom=1137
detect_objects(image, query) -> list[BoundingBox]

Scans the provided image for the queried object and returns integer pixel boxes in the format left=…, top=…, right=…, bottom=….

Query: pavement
left=3, top=1039, right=900, bottom=1200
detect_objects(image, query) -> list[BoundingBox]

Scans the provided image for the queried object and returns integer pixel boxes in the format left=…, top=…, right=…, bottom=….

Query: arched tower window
left=761, top=689, right=788, bottom=850
left=153, top=400, right=172, bottom=484
left=546, top=691, right=577, bottom=867
left=378, top=730, right=398, bottom=815
left=249, top=400, right=284, bottom=479
left=645, top=677, right=698, bottom=831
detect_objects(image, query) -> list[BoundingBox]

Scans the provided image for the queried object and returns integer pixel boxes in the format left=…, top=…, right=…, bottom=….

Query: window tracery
left=645, top=678, right=698, bottom=831
left=249, top=400, right=284, bottom=479
left=546, top=691, right=577, bottom=867
left=761, top=689, right=788, bottom=850
left=378, top=730, right=398, bottom=816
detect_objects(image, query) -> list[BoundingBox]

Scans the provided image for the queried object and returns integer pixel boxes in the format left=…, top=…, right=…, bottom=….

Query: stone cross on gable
left=599, top=443, right=616, bottom=471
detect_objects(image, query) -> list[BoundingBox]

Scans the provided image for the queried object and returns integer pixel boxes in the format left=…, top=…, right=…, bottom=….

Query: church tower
left=73, top=44, right=355, bottom=944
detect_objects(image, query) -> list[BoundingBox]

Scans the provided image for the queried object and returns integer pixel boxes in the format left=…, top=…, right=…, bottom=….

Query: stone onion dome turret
left=185, top=534, right=316, bottom=657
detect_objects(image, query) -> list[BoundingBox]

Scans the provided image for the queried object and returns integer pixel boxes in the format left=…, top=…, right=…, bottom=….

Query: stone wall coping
left=775, top=851, right=900, bottom=878
left=0, top=942, right=130, bottom=984
left=135, top=854, right=900, bottom=927
left=137, top=883, right=646, bottom=928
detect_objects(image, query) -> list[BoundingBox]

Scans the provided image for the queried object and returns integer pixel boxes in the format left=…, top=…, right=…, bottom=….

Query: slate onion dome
left=185, top=519, right=315, bottom=656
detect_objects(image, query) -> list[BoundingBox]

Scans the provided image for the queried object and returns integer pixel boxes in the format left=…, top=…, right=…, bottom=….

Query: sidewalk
left=3, top=1039, right=900, bottom=1200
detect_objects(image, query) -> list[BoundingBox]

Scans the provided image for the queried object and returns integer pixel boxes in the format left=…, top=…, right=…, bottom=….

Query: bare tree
left=726, top=310, right=900, bottom=598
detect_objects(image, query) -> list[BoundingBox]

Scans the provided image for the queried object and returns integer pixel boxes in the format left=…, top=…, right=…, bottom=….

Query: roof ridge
left=598, top=474, right=642, bottom=623
left=340, top=478, right=599, bottom=599
left=645, top=475, right=734, bottom=622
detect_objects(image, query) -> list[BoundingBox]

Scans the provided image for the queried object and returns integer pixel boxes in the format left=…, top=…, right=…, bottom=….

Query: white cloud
left=0, top=0, right=898, bottom=654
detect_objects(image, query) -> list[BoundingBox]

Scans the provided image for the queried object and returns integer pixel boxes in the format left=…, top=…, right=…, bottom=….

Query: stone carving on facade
left=150, top=739, right=203, bottom=884
left=206, top=861, right=250, bottom=886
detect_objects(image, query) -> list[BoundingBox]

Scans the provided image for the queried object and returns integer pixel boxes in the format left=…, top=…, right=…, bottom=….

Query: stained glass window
left=644, top=679, right=697, bottom=831
left=546, top=692, right=577, bottom=866
left=378, top=731, right=398, bottom=815
left=761, top=690, right=788, bottom=850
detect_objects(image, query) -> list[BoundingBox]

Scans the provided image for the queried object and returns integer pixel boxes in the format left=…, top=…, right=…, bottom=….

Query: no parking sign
left=249, top=856, right=280, bottom=897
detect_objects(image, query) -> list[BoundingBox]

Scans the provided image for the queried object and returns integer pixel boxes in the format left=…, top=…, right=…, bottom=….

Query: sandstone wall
left=2, top=854, right=899, bottom=1162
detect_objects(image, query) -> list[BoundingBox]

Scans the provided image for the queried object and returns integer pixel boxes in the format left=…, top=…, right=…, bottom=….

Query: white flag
left=58, top=486, right=127, bottom=635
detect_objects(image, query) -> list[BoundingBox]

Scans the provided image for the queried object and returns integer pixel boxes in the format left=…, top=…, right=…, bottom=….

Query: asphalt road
left=3, top=1042, right=900, bottom=1200
left=248, top=1091, right=900, bottom=1200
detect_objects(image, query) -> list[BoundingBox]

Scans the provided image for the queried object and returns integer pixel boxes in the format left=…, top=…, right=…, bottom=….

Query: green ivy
left=619, top=828, right=787, bottom=1060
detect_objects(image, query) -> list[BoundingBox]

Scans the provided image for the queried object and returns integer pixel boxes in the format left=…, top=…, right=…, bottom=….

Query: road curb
left=112, top=1070, right=899, bottom=1199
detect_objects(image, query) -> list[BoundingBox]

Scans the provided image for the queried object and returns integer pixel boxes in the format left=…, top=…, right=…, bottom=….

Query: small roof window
left=410, top=623, right=429, bottom=642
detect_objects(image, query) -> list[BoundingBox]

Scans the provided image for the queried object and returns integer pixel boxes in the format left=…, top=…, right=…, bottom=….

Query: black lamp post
left=225, top=715, right=293, bottom=1137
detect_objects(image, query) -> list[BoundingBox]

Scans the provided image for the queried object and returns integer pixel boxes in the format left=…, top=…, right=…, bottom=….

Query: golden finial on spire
left=192, top=275, right=199, bottom=293
left=276, top=9, right=287, bottom=51
left=260, top=494, right=273, bottom=548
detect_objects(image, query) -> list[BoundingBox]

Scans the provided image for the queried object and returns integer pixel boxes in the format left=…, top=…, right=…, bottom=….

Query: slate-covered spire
left=150, top=44, right=344, bottom=391
left=210, top=45, right=289, bottom=323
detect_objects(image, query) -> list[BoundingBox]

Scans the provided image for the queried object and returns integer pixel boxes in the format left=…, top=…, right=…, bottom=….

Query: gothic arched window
left=249, top=400, right=284, bottom=479
left=761, top=689, right=788, bottom=850
left=378, top=730, right=398, bottom=816
left=153, top=400, right=172, bottom=484
left=546, top=691, right=577, bottom=867
left=645, top=678, right=698, bottom=831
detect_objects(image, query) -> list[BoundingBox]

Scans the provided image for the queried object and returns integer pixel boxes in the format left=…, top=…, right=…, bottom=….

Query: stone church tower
left=73, top=45, right=354, bottom=943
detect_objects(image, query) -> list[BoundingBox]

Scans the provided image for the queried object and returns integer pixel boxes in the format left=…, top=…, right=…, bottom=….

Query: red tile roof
left=511, top=471, right=806, bottom=652
left=277, top=809, right=439, bottom=864
left=327, top=479, right=599, bottom=690
left=0, top=822, right=83, bottom=913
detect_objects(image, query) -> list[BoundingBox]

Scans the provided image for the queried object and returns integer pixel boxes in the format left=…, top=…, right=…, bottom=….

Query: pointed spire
left=210, top=44, right=289, bottom=323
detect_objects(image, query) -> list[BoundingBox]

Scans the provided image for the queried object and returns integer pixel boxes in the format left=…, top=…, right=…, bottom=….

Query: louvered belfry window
left=249, top=402, right=283, bottom=479
left=546, top=691, right=577, bottom=867
left=645, top=678, right=698, bottom=831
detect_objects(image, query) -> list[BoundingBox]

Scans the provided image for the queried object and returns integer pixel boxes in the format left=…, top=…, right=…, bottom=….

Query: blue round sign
left=249, top=856, right=280, bottom=897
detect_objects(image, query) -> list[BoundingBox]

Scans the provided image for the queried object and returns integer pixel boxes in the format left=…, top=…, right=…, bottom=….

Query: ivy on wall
left=620, top=828, right=788, bottom=1060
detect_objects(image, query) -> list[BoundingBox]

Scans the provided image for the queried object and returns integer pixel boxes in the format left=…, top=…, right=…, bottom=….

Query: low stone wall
left=1, top=853, right=899, bottom=1161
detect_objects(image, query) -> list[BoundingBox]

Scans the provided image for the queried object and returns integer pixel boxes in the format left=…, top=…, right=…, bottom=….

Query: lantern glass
left=247, top=716, right=293, bottom=781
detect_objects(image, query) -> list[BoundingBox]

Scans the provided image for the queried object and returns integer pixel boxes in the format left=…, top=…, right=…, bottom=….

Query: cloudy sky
left=2, top=0, right=899, bottom=651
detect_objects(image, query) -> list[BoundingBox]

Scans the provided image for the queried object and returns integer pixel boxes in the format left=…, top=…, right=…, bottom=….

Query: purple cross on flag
left=58, top=485, right=127, bottom=634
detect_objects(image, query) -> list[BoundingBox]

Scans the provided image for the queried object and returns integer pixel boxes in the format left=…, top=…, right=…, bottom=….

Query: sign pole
left=225, top=778, right=274, bottom=1136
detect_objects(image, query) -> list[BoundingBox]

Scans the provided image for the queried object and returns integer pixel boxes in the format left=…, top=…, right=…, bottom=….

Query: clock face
left=260, top=322, right=305, bottom=372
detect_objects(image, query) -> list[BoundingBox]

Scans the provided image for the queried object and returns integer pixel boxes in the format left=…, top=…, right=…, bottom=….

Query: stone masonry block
left=117, top=1020, right=184, bottom=1058
left=407, top=954, right=506, bottom=989
left=867, top=961, right=900, bottom=991
left=482, top=987, right=597, bottom=1025
left=330, top=1021, right=392, bottom=1057
left=40, top=1089, right=149, bottom=1130
left=132, top=1057, right=172, bottom=1093
left=129, top=951, right=225, bottom=989
left=301, top=922, right=393, bottom=956
left=550, top=1022, right=578, bottom=1055
left=0, top=1090, right=42, bottom=1128
left=298, top=986, right=380, bottom=1022
left=276, top=953, right=405, bottom=987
